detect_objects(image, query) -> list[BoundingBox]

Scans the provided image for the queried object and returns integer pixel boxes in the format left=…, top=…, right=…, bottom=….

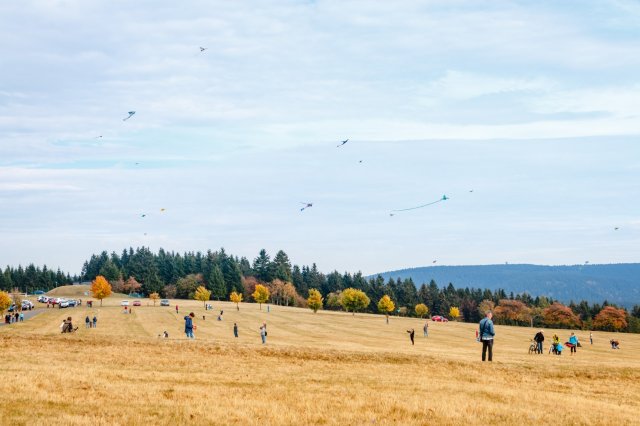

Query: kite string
left=391, top=198, right=444, bottom=212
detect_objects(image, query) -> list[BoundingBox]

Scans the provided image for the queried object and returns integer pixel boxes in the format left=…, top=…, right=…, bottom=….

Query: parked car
left=67, top=300, right=77, bottom=307
left=160, top=299, right=170, bottom=306
left=431, top=315, right=449, bottom=322
left=34, top=290, right=45, bottom=295
left=132, top=300, right=141, bottom=306
left=59, top=300, right=69, bottom=308
left=21, top=300, right=34, bottom=310
left=121, top=300, right=129, bottom=307
left=37, top=295, right=49, bottom=303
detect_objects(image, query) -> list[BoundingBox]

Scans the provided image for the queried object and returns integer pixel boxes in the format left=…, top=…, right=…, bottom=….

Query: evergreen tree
left=252, top=249, right=273, bottom=282
left=273, top=250, right=292, bottom=282
left=208, top=265, right=227, bottom=300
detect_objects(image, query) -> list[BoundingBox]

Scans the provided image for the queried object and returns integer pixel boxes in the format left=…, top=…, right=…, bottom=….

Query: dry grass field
left=1, top=294, right=639, bottom=425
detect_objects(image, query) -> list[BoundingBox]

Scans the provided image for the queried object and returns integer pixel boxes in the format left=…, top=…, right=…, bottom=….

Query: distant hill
left=374, top=264, right=640, bottom=307
left=46, top=285, right=128, bottom=299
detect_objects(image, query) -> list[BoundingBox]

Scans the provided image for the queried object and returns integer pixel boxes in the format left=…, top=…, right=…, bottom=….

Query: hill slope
left=374, top=263, right=640, bottom=307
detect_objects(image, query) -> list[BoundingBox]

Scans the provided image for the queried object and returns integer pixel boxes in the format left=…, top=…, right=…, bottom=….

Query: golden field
left=1, top=293, right=639, bottom=425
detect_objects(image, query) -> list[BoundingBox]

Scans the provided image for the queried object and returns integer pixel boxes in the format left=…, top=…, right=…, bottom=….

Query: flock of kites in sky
left=100, top=46, right=622, bottom=243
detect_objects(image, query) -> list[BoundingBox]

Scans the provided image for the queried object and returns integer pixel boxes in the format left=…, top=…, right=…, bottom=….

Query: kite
left=141, top=214, right=146, bottom=218
left=614, top=227, right=619, bottom=231
left=585, top=261, right=590, bottom=265
left=123, top=111, right=136, bottom=121
left=200, top=47, right=207, bottom=52
left=469, top=190, right=474, bottom=193
left=337, top=139, right=349, bottom=148
left=359, top=160, right=363, bottom=163
left=160, top=208, right=166, bottom=212
left=391, top=195, right=449, bottom=213
left=300, top=202, right=313, bottom=211
left=95, top=135, right=103, bottom=139
left=432, top=260, right=437, bottom=264
left=389, top=213, right=395, bottom=217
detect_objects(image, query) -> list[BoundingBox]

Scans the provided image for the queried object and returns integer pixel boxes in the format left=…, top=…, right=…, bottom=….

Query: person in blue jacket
left=568, top=332, right=579, bottom=355
left=184, top=312, right=195, bottom=339
left=479, top=311, right=495, bottom=361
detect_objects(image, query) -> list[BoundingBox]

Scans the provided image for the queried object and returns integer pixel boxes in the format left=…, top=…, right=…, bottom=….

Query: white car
left=121, top=300, right=130, bottom=307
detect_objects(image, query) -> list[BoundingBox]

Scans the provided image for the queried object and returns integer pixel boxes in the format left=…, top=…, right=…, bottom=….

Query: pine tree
left=208, top=265, right=227, bottom=300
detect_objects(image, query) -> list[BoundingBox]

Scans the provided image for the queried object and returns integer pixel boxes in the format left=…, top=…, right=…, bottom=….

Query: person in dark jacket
left=479, top=311, right=495, bottom=361
left=85, top=316, right=91, bottom=329
left=407, top=329, right=415, bottom=345
left=184, top=312, right=195, bottom=339
left=233, top=322, right=238, bottom=338
left=534, top=330, right=545, bottom=354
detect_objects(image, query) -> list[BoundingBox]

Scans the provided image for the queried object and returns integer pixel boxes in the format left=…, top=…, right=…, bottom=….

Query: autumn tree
left=0, top=291, right=11, bottom=314
left=542, top=302, right=581, bottom=328
left=415, top=303, right=429, bottom=318
left=149, top=292, right=160, bottom=306
left=377, top=295, right=395, bottom=324
left=478, top=299, right=495, bottom=317
left=252, top=284, right=270, bottom=310
left=123, top=276, right=142, bottom=294
left=176, top=274, right=204, bottom=299
left=194, top=286, right=211, bottom=307
left=162, top=284, right=177, bottom=299
left=593, top=306, right=628, bottom=331
left=449, top=306, right=461, bottom=321
left=91, top=275, right=112, bottom=306
left=307, top=288, right=323, bottom=313
left=340, top=288, right=370, bottom=316
left=494, top=299, right=532, bottom=326
left=230, top=291, right=243, bottom=311
left=326, top=291, right=341, bottom=310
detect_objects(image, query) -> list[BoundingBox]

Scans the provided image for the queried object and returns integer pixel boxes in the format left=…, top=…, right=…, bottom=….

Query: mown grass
left=1, top=297, right=638, bottom=425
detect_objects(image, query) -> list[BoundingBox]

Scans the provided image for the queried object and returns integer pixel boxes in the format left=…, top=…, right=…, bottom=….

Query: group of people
left=60, top=317, right=77, bottom=333
left=4, top=312, right=24, bottom=324
left=85, top=315, right=98, bottom=328
left=545, top=332, right=580, bottom=355
left=182, top=312, right=268, bottom=344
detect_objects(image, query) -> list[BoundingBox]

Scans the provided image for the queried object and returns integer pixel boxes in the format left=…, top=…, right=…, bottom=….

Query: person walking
left=85, top=316, right=91, bottom=329
left=184, top=312, right=195, bottom=339
left=92, top=316, right=97, bottom=328
left=407, top=329, right=415, bottom=345
left=534, top=330, right=545, bottom=354
left=423, top=322, right=429, bottom=337
left=568, top=332, right=579, bottom=355
left=233, top=322, right=238, bottom=338
left=479, top=311, right=495, bottom=362
left=259, top=324, right=266, bottom=344
left=176, top=305, right=179, bottom=314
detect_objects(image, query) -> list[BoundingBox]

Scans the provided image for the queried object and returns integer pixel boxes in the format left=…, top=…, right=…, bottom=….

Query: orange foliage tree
left=593, top=306, right=628, bottom=331
left=91, top=275, right=112, bottom=306
left=494, top=299, right=532, bottom=325
left=542, top=302, right=581, bottom=328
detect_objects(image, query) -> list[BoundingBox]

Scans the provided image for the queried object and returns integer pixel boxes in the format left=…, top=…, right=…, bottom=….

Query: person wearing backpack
left=184, top=312, right=195, bottom=339
left=479, top=311, right=495, bottom=361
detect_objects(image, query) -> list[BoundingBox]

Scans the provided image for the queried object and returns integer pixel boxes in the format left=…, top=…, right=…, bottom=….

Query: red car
left=132, top=300, right=141, bottom=306
left=431, top=315, right=449, bottom=322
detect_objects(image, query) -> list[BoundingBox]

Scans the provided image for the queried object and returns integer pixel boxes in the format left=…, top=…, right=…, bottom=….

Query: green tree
left=340, top=288, right=370, bottom=316
left=176, top=274, right=203, bottom=299
left=377, top=295, right=395, bottom=324
left=208, top=265, right=227, bottom=300
left=273, top=250, right=292, bottom=282
left=98, top=259, right=120, bottom=282
left=307, top=288, right=323, bottom=313
left=252, top=249, right=274, bottom=282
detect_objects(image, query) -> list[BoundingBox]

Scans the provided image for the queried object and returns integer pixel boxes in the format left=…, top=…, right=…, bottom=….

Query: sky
left=1, top=0, right=639, bottom=276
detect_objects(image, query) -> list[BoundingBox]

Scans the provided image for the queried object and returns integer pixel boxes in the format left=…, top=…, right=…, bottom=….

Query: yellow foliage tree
left=194, top=286, right=211, bottom=307
left=415, top=303, right=429, bottom=318
left=339, top=288, right=370, bottom=316
left=377, top=295, right=395, bottom=324
left=91, top=275, right=112, bottom=306
left=449, top=306, right=461, bottom=320
left=149, top=292, right=160, bottom=306
left=0, top=291, right=11, bottom=314
left=307, top=288, right=323, bottom=313
left=252, top=284, right=270, bottom=310
left=230, top=291, right=243, bottom=311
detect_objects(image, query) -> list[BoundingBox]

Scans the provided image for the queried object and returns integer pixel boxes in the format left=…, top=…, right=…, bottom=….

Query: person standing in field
left=259, top=324, right=266, bottom=344
left=176, top=305, right=179, bottom=314
left=407, top=329, right=415, bottom=345
left=590, top=332, right=593, bottom=345
left=233, top=322, right=238, bottom=338
left=92, top=316, right=97, bottom=328
left=423, top=322, right=429, bottom=337
left=534, top=330, right=545, bottom=354
left=19, top=312, right=24, bottom=322
left=479, top=311, right=495, bottom=362
left=85, top=316, right=91, bottom=328
left=568, top=332, right=579, bottom=355
left=184, top=312, right=195, bottom=339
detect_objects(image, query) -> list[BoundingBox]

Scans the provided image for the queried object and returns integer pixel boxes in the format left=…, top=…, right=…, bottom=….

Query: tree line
left=78, top=246, right=640, bottom=333
left=0, top=264, right=74, bottom=293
